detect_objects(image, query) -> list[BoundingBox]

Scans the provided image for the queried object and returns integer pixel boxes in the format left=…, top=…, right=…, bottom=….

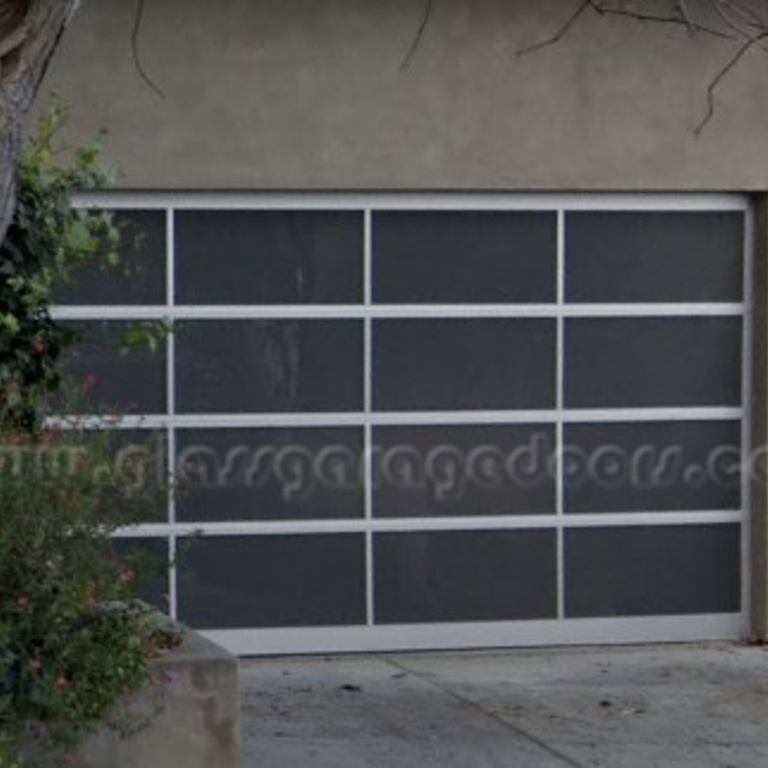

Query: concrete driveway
left=239, top=643, right=768, bottom=768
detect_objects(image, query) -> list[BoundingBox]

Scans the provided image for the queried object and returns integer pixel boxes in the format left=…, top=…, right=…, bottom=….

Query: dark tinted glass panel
left=374, top=530, right=557, bottom=623
left=59, top=321, right=167, bottom=413
left=565, top=524, right=741, bottom=617
left=176, top=320, right=363, bottom=413
left=177, top=534, right=366, bottom=629
left=176, top=428, right=364, bottom=522
left=93, top=430, right=168, bottom=524
left=564, top=421, right=741, bottom=513
left=373, top=424, right=555, bottom=517
left=53, top=210, right=166, bottom=305
left=112, top=537, right=170, bottom=613
left=565, top=318, right=742, bottom=408
left=566, top=211, right=743, bottom=303
left=373, top=211, right=556, bottom=303
left=175, top=210, right=363, bottom=305
left=373, top=319, right=556, bottom=411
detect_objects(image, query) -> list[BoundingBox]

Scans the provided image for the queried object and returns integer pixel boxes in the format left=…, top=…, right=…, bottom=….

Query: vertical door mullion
left=166, top=206, right=178, bottom=621
left=364, top=209, right=375, bottom=627
left=556, top=209, right=566, bottom=621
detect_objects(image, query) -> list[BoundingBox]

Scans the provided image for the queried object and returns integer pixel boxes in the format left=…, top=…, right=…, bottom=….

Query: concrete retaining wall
left=71, top=627, right=240, bottom=768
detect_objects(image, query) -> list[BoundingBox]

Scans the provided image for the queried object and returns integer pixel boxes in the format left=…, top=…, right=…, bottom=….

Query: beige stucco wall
left=37, top=0, right=768, bottom=190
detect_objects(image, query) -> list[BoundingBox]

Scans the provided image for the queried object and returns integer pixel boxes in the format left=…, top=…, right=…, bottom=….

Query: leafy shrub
left=0, top=106, right=175, bottom=766
left=0, top=101, right=122, bottom=432
left=0, top=427, right=171, bottom=765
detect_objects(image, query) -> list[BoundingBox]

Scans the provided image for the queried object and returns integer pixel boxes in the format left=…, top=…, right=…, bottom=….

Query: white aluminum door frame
left=59, top=191, right=752, bottom=656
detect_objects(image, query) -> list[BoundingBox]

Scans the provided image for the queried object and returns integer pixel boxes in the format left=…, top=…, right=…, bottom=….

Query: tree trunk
left=0, top=0, right=79, bottom=246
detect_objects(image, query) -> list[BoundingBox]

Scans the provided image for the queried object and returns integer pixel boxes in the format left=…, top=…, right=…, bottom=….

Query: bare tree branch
left=711, top=0, right=768, bottom=48
left=694, top=29, right=768, bottom=134
left=518, top=0, right=735, bottom=57
left=401, top=0, right=435, bottom=71
left=132, top=0, right=165, bottom=99
left=519, top=0, right=768, bottom=133
left=676, top=0, right=694, bottom=27
left=517, top=0, right=593, bottom=56
left=588, top=2, right=734, bottom=39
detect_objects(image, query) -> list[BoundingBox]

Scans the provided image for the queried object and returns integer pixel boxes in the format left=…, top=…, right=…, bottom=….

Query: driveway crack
left=381, top=657, right=588, bottom=768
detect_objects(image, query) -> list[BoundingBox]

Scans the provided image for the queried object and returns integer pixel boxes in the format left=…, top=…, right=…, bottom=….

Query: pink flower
left=163, top=668, right=183, bottom=685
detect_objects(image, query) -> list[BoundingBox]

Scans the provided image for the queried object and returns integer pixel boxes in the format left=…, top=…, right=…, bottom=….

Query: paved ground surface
left=239, top=643, right=768, bottom=767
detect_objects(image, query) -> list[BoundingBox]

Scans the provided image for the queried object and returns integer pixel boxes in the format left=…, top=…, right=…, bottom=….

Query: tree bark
left=0, top=0, right=79, bottom=246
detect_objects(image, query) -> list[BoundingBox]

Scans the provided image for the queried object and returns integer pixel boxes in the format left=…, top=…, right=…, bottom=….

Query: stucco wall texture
left=37, top=0, right=768, bottom=191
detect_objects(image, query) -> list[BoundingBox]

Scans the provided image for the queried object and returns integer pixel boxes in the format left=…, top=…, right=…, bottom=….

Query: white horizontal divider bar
left=561, top=407, right=743, bottom=423
left=114, top=510, right=743, bottom=539
left=50, top=303, right=745, bottom=321
left=44, top=407, right=743, bottom=431
left=73, top=191, right=750, bottom=212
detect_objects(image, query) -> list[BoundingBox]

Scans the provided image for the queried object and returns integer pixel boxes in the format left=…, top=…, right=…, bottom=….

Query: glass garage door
left=57, top=193, right=751, bottom=655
